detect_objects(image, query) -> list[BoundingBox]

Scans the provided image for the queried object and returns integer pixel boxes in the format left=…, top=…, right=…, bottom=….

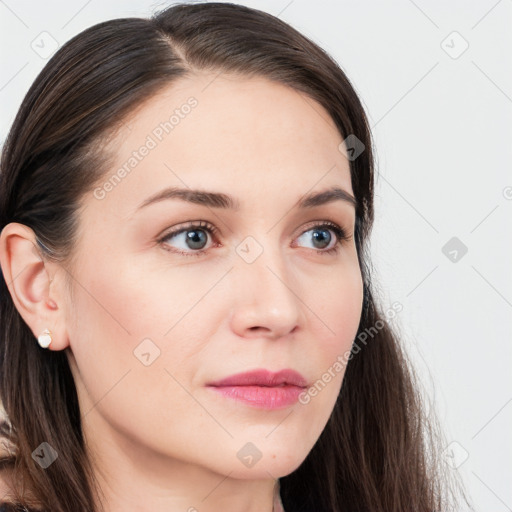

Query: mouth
left=206, top=368, right=308, bottom=410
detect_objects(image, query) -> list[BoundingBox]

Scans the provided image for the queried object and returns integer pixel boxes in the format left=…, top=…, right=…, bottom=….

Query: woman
left=0, top=2, right=469, bottom=511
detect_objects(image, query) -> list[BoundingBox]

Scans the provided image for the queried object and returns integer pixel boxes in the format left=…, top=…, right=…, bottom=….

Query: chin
left=220, top=441, right=310, bottom=480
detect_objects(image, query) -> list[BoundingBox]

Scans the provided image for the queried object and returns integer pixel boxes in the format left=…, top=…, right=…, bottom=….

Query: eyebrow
left=136, top=185, right=357, bottom=211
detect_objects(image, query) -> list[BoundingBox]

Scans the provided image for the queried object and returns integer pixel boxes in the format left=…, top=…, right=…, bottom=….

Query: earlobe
left=0, top=222, right=68, bottom=351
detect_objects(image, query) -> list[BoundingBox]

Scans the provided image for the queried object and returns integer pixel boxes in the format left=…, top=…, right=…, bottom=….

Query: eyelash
left=157, top=220, right=350, bottom=258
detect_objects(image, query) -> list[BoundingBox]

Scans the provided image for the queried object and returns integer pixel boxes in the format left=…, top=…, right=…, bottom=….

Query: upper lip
left=207, top=369, right=307, bottom=388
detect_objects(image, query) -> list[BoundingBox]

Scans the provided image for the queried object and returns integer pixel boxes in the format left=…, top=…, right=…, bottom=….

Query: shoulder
left=0, top=502, right=23, bottom=511
left=0, top=461, right=45, bottom=512
left=0, top=468, right=14, bottom=501
left=0, top=504, right=17, bottom=511
left=0, top=470, right=27, bottom=511
left=0, top=472, right=43, bottom=512
left=0, top=504, right=39, bottom=512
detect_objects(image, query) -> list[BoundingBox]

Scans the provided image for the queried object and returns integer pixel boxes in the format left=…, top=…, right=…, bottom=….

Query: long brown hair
left=0, top=3, right=470, bottom=511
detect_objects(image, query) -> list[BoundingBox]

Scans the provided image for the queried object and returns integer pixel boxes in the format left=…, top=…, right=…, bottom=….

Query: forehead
left=89, top=72, right=353, bottom=218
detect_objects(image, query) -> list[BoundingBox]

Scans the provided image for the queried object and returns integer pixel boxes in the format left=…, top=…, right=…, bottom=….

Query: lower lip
left=207, top=385, right=305, bottom=409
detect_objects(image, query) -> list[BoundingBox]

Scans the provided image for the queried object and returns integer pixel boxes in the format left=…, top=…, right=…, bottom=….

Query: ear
left=0, top=222, right=69, bottom=351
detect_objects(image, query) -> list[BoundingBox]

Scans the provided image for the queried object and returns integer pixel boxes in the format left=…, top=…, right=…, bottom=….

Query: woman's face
left=65, top=73, right=363, bottom=482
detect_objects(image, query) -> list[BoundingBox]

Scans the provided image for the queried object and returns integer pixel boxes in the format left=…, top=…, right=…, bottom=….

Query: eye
left=293, top=221, right=350, bottom=256
left=157, top=220, right=218, bottom=257
left=157, top=220, right=350, bottom=257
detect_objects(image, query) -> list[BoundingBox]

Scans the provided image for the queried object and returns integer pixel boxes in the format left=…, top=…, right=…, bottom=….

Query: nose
left=228, top=243, right=304, bottom=340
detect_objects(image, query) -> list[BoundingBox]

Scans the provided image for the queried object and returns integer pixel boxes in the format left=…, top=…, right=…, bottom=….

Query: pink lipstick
left=206, top=369, right=307, bottom=410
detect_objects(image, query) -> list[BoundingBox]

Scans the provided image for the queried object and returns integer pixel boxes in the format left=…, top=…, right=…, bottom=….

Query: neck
left=93, top=465, right=281, bottom=512
left=83, top=416, right=281, bottom=512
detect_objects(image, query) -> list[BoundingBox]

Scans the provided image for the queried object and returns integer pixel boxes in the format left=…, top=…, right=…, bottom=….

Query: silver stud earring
left=37, top=328, right=52, bottom=349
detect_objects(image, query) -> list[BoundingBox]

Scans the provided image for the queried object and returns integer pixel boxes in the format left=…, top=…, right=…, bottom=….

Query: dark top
left=0, top=504, right=40, bottom=511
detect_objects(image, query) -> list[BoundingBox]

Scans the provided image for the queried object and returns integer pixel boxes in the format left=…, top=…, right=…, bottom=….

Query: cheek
left=65, top=250, right=222, bottom=399
left=68, top=248, right=204, bottom=342
left=309, top=262, right=363, bottom=359
left=65, top=252, right=214, bottom=445
left=297, top=265, right=363, bottom=405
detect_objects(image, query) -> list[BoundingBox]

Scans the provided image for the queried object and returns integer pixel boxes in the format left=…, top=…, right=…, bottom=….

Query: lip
left=206, top=369, right=307, bottom=410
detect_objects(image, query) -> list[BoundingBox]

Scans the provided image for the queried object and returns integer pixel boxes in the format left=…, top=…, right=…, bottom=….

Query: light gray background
left=1, top=1, right=511, bottom=510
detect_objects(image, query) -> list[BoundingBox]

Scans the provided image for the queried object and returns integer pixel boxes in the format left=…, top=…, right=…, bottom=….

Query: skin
left=0, top=72, right=363, bottom=512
